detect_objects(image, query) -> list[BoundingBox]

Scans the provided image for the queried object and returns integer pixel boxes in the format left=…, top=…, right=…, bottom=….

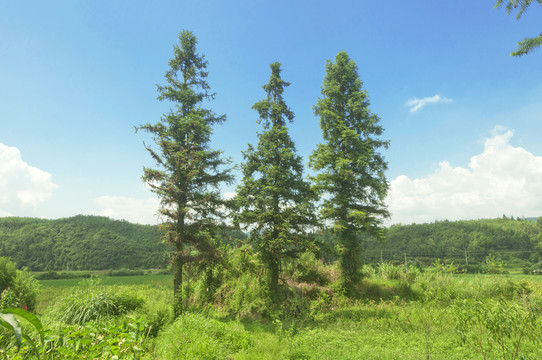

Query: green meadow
left=2, top=265, right=539, bottom=360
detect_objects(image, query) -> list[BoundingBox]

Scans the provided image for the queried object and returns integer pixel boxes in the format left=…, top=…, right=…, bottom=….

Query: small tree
left=234, top=62, right=317, bottom=292
left=310, top=51, right=389, bottom=289
left=136, top=30, right=232, bottom=315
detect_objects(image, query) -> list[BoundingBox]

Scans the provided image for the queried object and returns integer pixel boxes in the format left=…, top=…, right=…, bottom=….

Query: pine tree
left=495, top=0, right=542, bottom=56
left=310, top=51, right=389, bottom=289
left=136, top=30, right=232, bottom=315
left=234, top=62, right=317, bottom=292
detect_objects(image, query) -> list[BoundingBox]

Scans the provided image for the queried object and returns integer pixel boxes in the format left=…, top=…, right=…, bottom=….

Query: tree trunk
left=173, top=243, right=183, bottom=317
left=269, top=259, right=280, bottom=293
left=340, top=229, right=361, bottom=291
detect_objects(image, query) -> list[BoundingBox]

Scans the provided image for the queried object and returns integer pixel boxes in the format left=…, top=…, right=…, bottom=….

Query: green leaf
left=2, top=307, right=45, bottom=345
left=0, top=312, right=22, bottom=349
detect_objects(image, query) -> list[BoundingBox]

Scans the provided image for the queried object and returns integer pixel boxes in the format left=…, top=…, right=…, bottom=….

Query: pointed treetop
left=252, top=62, right=294, bottom=129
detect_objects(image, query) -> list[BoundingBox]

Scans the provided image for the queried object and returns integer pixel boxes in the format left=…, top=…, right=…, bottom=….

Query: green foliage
left=431, top=259, right=459, bottom=274
left=0, top=307, right=44, bottom=356
left=152, top=312, right=250, bottom=359
left=0, top=216, right=168, bottom=271
left=364, top=217, right=542, bottom=267
left=0, top=257, right=39, bottom=312
left=310, top=51, right=389, bottom=288
left=495, top=0, right=542, bottom=56
left=454, top=299, right=541, bottom=359
left=234, top=62, right=317, bottom=292
left=523, top=261, right=542, bottom=274
left=35, top=271, right=92, bottom=280
left=136, top=30, right=233, bottom=315
left=1, top=316, right=150, bottom=359
left=55, top=279, right=144, bottom=324
left=107, top=269, right=145, bottom=277
left=294, top=252, right=330, bottom=285
left=483, top=254, right=508, bottom=274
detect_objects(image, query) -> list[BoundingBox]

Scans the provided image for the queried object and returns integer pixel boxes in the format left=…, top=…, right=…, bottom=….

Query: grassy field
left=6, top=268, right=534, bottom=360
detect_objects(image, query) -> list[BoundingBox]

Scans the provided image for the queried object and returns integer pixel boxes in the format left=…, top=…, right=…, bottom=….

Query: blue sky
left=1, top=0, right=541, bottom=224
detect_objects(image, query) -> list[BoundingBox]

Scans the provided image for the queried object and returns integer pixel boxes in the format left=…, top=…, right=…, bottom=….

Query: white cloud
left=0, top=142, right=58, bottom=215
left=0, top=209, right=12, bottom=217
left=93, top=196, right=160, bottom=225
left=387, top=127, right=542, bottom=224
left=93, top=191, right=236, bottom=225
left=405, top=94, right=453, bottom=113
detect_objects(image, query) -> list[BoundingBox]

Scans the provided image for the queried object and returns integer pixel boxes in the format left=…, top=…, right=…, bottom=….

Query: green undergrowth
left=3, top=258, right=542, bottom=359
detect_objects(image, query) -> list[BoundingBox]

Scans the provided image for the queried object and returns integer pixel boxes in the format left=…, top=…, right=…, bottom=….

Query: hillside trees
left=234, top=62, right=317, bottom=292
left=310, top=51, right=390, bottom=289
left=136, top=30, right=233, bottom=315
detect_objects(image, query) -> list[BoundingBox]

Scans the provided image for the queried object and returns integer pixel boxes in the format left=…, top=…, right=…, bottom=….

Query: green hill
left=0, top=215, right=168, bottom=271
left=362, top=217, right=542, bottom=266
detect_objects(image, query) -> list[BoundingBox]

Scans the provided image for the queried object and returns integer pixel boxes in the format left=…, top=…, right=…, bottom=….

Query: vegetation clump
left=54, top=278, right=144, bottom=324
left=0, top=257, right=39, bottom=312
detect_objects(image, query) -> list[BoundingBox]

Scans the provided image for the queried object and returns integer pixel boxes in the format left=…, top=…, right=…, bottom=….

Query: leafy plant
left=0, top=257, right=39, bottom=311
left=454, top=299, right=540, bottom=359
left=0, top=307, right=44, bottom=356
left=483, top=254, right=508, bottom=274
left=56, top=279, right=144, bottom=324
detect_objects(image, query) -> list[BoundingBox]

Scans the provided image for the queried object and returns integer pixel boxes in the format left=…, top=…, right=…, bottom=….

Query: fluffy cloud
left=0, top=142, right=58, bottom=214
left=405, top=94, right=453, bottom=113
left=93, top=195, right=161, bottom=225
left=93, top=191, right=236, bottom=225
left=387, top=128, right=542, bottom=224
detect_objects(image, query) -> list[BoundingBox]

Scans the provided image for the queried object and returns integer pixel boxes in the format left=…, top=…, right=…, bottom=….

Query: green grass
left=22, top=272, right=542, bottom=359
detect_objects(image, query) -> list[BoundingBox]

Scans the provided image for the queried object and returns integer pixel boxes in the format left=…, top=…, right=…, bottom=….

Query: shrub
left=454, top=299, right=540, bottom=359
left=523, top=261, right=542, bottom=275
left=295, top=252, right=329, bottom=285
left=483, top=254, right=508, bottom=274
left=0, top=257, right=39, bottom=311
left=35, top=271, right=92, bottom=280
left=55, top=279, right=144, bottom=324
left=107, top=269, right=145, bottom=277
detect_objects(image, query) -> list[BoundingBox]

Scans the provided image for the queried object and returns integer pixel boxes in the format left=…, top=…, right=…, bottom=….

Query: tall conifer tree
left=234, top=62, right=316, bottom=292
left=310, top=51, right=389, bottom=289
left=136, top=31, right=232, bottom=315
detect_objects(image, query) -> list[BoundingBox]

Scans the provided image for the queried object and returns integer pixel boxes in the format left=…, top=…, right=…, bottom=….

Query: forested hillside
left=0, top=215, right=168, bottom=271
left=362, top=217, right=542, bottom=266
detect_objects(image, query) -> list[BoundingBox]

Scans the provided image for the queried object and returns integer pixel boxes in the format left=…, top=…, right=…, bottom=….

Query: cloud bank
left=0, top=142, right=58, bottom=215
left=93, top=195, right=161, bottom=225
left=387, top=127, right=542, bottom=224
left=405, top=94, right=453, bottom=113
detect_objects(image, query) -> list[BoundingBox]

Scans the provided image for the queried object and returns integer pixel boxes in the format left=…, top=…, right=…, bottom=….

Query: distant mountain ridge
left=362, top=216, right=542, bottom=265
left=0, top=215, right=169, bottom=271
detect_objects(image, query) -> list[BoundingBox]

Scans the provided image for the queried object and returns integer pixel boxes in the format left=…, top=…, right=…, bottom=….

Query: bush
left=295, top=252, right=329, bottom=285
left=35, top=271, right=92, bottom=280
left=523, top=261, right=542, bottom=275
left=55, top=279, right=144, bottom=324
left=107, top=269, right=145, bottom=277
left=0, top=257, right=39, bottom=311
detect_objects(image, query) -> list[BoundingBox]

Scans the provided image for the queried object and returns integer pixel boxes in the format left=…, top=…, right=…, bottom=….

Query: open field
left=4, top=270, right=534, bottom=359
